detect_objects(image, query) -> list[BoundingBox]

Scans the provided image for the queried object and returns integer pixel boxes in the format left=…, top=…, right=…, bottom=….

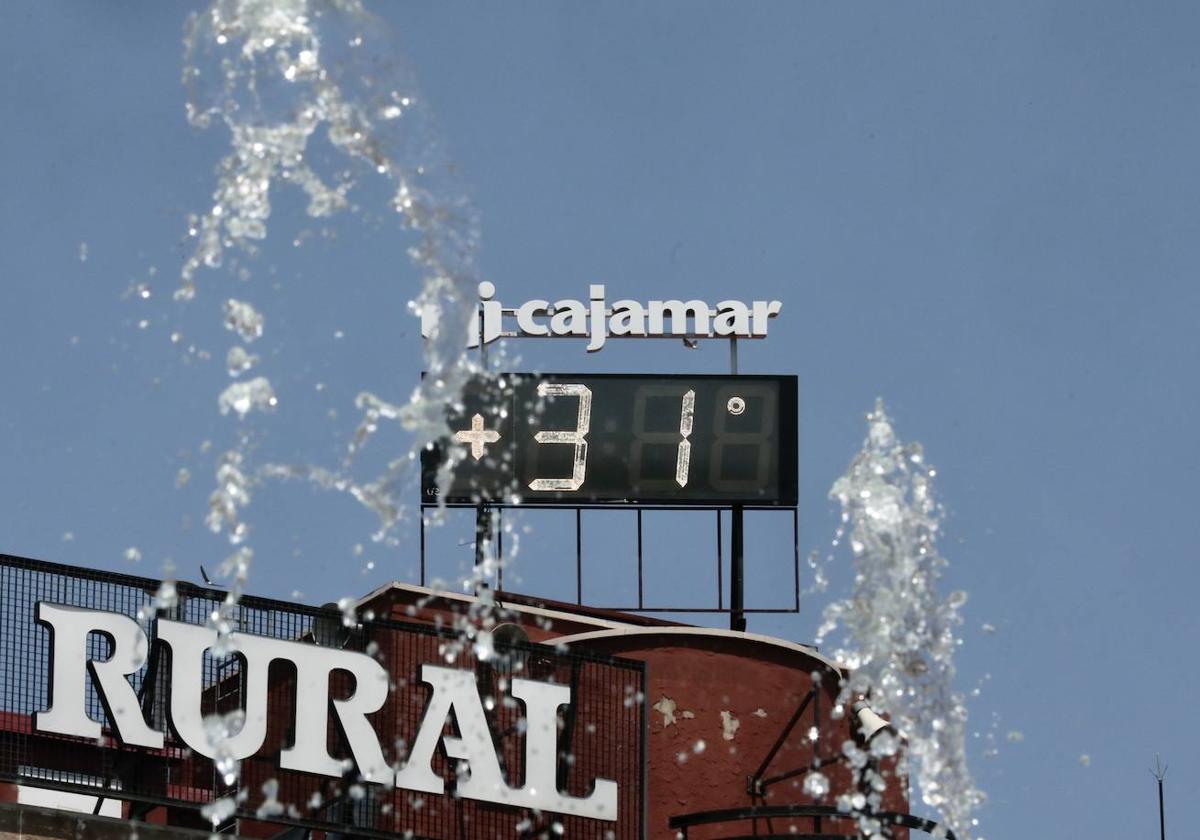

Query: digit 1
left=630, top=387, right=696, bottom=489
left=528, top=383, right=592, bottom=492
left=676, top=389, right=696, bottom=487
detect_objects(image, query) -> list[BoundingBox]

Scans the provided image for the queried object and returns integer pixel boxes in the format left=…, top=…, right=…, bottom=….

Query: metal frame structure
left=449, top=322, right=801, bottom=632
left=419, top=502, right=800, bottom=629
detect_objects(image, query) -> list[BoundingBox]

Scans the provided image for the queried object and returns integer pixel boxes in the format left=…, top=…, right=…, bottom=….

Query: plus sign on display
left=455, top=413, right=501, bottom=460
left=422, top=373, right=798, bottom=506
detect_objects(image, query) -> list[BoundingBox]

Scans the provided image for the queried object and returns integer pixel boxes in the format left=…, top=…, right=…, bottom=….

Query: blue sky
left=2, top=2, right=1198, bottom=837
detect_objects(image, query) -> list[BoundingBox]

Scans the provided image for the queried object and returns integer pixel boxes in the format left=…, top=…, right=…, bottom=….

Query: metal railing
left=0, top=552, right=646, bottom=840
left=668, top=804, right=957, bottom=839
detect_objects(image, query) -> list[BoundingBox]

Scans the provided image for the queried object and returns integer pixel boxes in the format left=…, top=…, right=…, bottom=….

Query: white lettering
left=156, top=620, right=391, bottom=778
left=479, top=281, right=503, bottom=346
left=751, top=299, right=783, bottom=336
left=281, top=639, right=391, bottom=783
left=647, top=299, right=710, bottom=336
left=609, top=300, right=646, bottom=336
left=510, top=677, right=618, bottom=819
left=157, top=620, right=270, bottom=761
left=417, top=283, right=782, bottom=350
left=587, top=285, right=608, bottom=352
left=515, top=299, right=550, bottom=336
left=549, top=299, right=588, bottom=336
left=713, top=300, right=751, bottom=336
left=33, top=605, right=619, bottom=821
left=36, top=603, right=163, bottom=749
left=395, top=665, right=507, bottom=797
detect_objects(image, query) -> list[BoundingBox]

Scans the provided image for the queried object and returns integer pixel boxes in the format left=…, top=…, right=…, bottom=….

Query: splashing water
left=222, top=299, right=264, bottom=342
left=137, top=560, right=179, bottom=622
left=218, top=376, right=278, bottom=417
left=146, top=3, right=589, bottom=831
left=172, top=1, right=529, bottom=822
left=817, top=400, right=984, bottom=837
left=181, top=0, right=488, bottom=545
left=200, top=788, right=242, bottom=828
left=209, top=546, right=253, bottom=655
left=205, top=709, right=249, bottom=787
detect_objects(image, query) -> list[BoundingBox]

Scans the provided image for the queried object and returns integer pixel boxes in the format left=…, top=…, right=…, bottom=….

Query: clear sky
left=2, top=2, right=1198, bottom=838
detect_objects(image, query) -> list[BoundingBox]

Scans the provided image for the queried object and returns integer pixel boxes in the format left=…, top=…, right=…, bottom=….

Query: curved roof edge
left=356, top=581, right=637, bottom=631
left=552, top=626, right=846, bottom=673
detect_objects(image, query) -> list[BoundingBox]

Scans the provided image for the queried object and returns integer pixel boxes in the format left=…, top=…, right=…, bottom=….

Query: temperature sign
left=421, top=373, right=797, bottom=506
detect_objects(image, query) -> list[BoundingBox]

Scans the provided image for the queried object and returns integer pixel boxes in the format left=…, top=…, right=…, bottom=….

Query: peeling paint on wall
left=752, top=708, right=767, bottom=718
left=720, top=710, right=740, bottom=741
left=653, top=696, right=678, bottom=727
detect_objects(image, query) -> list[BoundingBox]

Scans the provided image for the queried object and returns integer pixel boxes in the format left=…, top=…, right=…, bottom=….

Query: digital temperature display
left=421, top=373, right=797, bottom=506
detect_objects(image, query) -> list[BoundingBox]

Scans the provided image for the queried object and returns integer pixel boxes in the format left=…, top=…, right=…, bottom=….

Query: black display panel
left=421, top=373, right=797, bottom=506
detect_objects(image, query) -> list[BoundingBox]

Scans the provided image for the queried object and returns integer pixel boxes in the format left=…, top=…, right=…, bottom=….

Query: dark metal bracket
left=747, top=689, right=817, bottom=798
left=668, top=804, right=958, bottom=840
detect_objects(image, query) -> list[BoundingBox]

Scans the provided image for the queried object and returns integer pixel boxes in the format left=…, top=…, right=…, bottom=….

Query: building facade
left=0, top=554, right=946, bottom=839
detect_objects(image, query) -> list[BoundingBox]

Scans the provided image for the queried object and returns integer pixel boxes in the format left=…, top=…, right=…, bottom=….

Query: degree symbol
left=726, top=396, right=746, bottom=416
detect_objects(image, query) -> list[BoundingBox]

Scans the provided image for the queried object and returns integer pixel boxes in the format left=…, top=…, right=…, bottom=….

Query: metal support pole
left=419, top=508, right=426, bottom=587
left=636, top=508, right=644, bottom=610
left=474, top=503, right=490, bottom=593
left=1159, top=777, right=1166, bottom=840
left=1152, top=755, right=1168, bottom=840
left=730, top=503, right=746, bottom=632
left=728, top=335, right=746, bottom=631
left=478, top=308, right=488, bottom=372
left=716, top=510, right=723, bottom=610
left=476, top=307, right=488, bottom=590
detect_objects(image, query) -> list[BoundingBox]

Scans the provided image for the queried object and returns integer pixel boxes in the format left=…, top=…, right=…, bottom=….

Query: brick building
left=0, top=555, right=950, bottom=839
